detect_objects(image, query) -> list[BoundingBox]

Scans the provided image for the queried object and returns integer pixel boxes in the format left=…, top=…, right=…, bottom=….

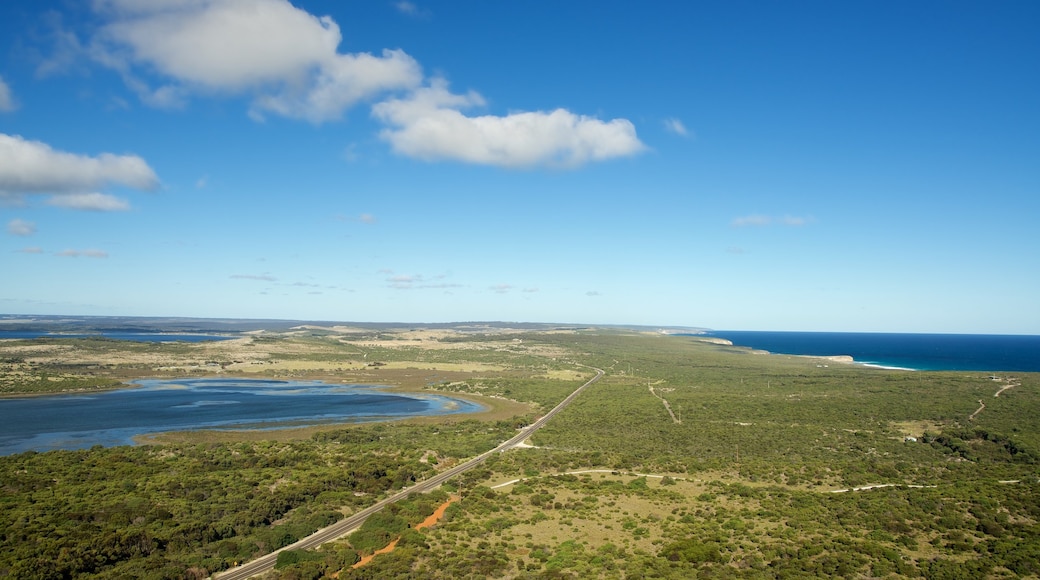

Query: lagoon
left=0, top=331, right=237, bottom=343
left=0, top=378, right=484, bottom=455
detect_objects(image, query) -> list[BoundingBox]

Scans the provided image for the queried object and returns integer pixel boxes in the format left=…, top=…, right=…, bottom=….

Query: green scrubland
left=1, top=329, right=1038, bottom=578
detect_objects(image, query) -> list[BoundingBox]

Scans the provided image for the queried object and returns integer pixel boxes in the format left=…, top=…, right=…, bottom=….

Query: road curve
left=213, top=365, right=604, bottom=580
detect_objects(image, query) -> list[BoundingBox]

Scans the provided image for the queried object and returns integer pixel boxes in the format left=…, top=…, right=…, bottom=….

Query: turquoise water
left=704, top=331, right=1040, bottom=372
left=0, top=378, right=484, bottom=455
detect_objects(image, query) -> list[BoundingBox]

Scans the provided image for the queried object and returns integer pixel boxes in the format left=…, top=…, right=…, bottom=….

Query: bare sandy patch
left=225, top=360, right=365, bottom=373
left=375, top=361, right=506, bottom=373
left=892, top=420, right=944, bottom=439
left=538, top=369, right=588, bottom=381
left=291, top=325, right=371, bottom=334
left=2, top=343, right=73, bottom=357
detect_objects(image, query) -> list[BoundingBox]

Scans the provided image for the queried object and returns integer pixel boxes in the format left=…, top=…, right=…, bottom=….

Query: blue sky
left=1, top=1, right=1037, bottom=333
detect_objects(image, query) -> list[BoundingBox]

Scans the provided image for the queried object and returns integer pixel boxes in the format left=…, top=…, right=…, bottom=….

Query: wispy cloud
left=7, top=219, right=36, bottom=237
left=57, top=248, right=108, bottom=258
left=335, top=212, right=377, bottom=224
left=0, top=76, right=16, bottom=113
left=778, top=215, right=813, bottom=226
left=231, top=273, right=277, bottom=282
left=387, top=274, right=420, bottom=289
left=47, top=192, right=131, bottom=211
left=586, top=290, right=602, bottom=297
left=34, top=11, right=86, bottom=78
left=731, top=214, right=771, bottom=227
left=386, top=272, right=460, bottom=290
left=342, top=143, right=359, bottom=163
left=490, top=284, right=513, bottom=294
left=394, top=1, right=426, bottom=17
left=17, top=246, right=44, bottom=254
left=663, top=117, right=688, bottom=136
left=731, top=214, right=814, bottom=228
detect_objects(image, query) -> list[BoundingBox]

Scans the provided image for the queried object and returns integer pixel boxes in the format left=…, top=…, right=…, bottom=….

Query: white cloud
left=7, top=219, right=36, bottom=236
left=249, top=49, right=421, bottom=122
left=66, top=1, right=643, bottom=167
left=47, top=192, right=131, bottom=211
left=0, top=134, right=158, bottom=205
left=98, top=0, right=341, bottom=90
left=358, top=213, right=376, bottom=224
left=373, top=79, right=645, bottom=168
left=663, top=117, right=687, bottom=136
left=93, top=0, right=422, bottom=122
left=0, top=77, right=16, bottom=112
left=18, top=246, right=44, bottom=254
left=490, top=284, right=513, bottom=294
left=57, top=248, right=109, bottom=258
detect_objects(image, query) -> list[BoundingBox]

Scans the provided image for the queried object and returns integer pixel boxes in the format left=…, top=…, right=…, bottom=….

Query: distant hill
left=0, top=314, right=707, bottom=335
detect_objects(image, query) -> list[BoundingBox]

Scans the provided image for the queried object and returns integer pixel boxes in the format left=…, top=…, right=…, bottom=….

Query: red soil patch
left=351, top=538, right=400, bottom=569
left=351, top=496, right=459, bottom=569
left=416, top=495, right=459, bottom=530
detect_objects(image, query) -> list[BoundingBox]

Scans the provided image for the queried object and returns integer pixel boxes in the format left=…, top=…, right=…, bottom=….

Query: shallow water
left=0, top=331, right=236, bottom=342
left=0, top=377, right=483, bottom=455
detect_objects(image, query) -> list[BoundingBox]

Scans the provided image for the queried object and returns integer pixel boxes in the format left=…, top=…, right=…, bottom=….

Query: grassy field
left=1, top=326, right=1038, bottom=578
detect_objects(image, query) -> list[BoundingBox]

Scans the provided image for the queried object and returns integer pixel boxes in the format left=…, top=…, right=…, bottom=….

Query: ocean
left=703, top=331, right=1040, bottom=372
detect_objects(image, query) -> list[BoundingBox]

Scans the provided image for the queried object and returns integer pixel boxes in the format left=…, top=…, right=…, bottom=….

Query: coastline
left=794, top=353, right=918, bottom=371
left=702, top=330, right=1040, bottom=373
left=710, top=338, right=922, bottom=372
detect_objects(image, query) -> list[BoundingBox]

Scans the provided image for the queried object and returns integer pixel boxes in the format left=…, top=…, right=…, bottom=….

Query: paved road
left=213, top=365, right=604, bottom=580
